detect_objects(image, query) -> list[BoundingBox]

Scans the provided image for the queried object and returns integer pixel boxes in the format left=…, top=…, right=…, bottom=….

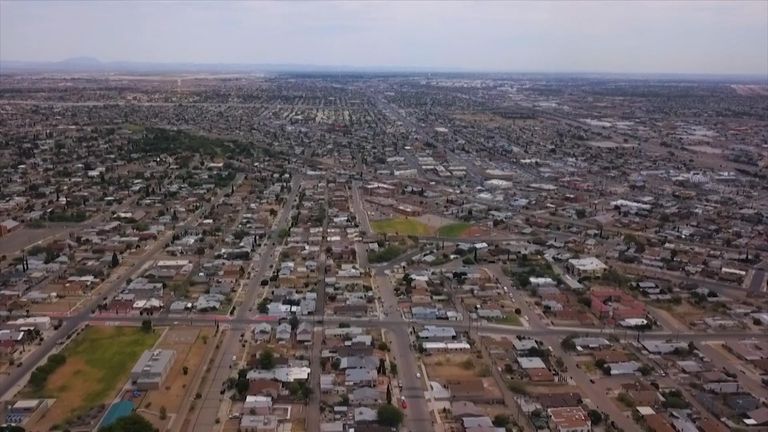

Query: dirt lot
left=423, top=353, right=488, bottom=380
left=138, top=327, right=214, bottom=430
left=0, top=226, right=72, bottom=256
left=29, top=298, right=84, bottom=315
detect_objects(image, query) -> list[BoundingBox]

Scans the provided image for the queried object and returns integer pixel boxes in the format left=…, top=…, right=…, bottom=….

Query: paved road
left=306, top=186, right=329, bottom=432
left=190, top=176, right=300, bottom=432
left=83, top=313, right=768, bottom=342
left=350, top=182, right=372, bottom=234
left=374, top=271, right=434, bottom=432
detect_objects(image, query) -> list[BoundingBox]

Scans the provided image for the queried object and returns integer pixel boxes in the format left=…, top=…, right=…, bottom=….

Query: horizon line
left=1, top=57, right=767, bottom=79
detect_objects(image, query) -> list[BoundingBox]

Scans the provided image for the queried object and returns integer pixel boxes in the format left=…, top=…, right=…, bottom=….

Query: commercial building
left=129, top=349, right=176, bottom=390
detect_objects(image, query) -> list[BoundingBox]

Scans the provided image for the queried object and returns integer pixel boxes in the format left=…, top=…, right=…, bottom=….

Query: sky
left=1, top=1, right=767, bottom=75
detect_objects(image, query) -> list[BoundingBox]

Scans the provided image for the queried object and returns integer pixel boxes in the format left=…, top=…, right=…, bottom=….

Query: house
left=320, top=374, right=335, bottom=393
left=345, top=368, right=378, bottom=386
left=418, top=326, right=456, bottom=340
left=339, top=356, right=378, bottom=370
left=744, top=407, right=768, bottom=426
left=349, top=387, right=383, bottom=406
left=354, top=407, right=377, bottom=423
left=644, top=414, right=676, bottom=432
left=640, top=340, right=688, bottom=354
left=606, top=361, right=640, bottom=376
left=252, top=323, right=272, bottom=342
left=451, top=401, right=485, bottom=418
left=518, top=357, right=547, bottom=370
left=445, top=378, right=503, bottom=403
left=512, top=339, right=538, bottom=354
left=243, top=395, right=272, bottom=415
left=548, top=407, right=591, bottom=432
left=240, top=415, right=278, bottom=432
left=0, top=219, right=21, bottom=236
left=275, top=323, right=292, bottom=342
left=572, top=337, right=612, bottom=350
left=296, top=322, right=313, bottom=343
left=590, top=289, right=646, bottom=321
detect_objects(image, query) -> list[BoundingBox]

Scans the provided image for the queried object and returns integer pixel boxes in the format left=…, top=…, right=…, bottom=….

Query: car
left=400, top=398, right=408, bottom=409
left=416, top=372, right=421, bottom=378
left=589, top=378, right=595, bottom=384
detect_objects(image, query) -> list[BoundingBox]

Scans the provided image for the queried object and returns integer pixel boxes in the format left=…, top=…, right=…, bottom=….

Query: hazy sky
left=1, top=1, right=767, bottom=75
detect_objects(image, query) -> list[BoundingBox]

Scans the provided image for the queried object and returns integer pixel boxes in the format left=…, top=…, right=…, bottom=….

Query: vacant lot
left=423, top=353, right=487, bottom=380
left=437, top=222, right=472, bottom=238
left=371, top=218, right=432, bottom=236
left=140, top=327, right=212, bottom=431
left=28, top=326, right=159, bottom=430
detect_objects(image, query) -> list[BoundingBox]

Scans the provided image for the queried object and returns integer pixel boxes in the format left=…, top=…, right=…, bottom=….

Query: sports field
left=437, top=222, right=472, bottom=238
left=28, top=326, right=159, bottom=430
left=371, top=218, right=433, bottom=236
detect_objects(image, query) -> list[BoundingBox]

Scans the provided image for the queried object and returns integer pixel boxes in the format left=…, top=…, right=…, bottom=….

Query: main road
left=190, top=175, right=301, bottom=432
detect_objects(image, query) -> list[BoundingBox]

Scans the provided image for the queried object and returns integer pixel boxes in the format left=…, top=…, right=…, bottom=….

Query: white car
left=416, top=372, right=421, bottom=378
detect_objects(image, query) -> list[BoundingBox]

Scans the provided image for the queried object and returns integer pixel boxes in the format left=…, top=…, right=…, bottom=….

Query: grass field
left=437, top=222, right=472, bottom=238
left=495, top=315, right=522, bottom=326
left=371, top=218, right=433, bottom=236
left=29, top=326, right=159, bottom=429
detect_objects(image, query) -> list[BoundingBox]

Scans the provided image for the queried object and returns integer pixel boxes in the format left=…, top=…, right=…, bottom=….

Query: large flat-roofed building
left=130, top=349, right=176, bottom=390
left=567, top=257, right=608, bottom=278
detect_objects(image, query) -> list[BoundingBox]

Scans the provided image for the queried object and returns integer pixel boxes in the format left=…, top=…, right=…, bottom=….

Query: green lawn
left=495, top=315, right=522, bottom=326
left=437, top=222, right=472, bottom=238
left=32, top=326, right=159, bottom=416
left=371, top=218, right=432, bottom=236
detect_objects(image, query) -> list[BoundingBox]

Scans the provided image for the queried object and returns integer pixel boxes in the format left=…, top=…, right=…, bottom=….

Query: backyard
left=28, top=325, right=159, bottom=430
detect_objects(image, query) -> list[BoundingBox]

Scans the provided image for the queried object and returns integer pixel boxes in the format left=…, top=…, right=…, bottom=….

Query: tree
left=492, top=414, right=510, bottom=427
left=141, top=319, right=152, bottom=333
left=99, top=413, right=158, bottom=432
left=638, top=364, right=653, bottom=376
left=258, top=349, right=276, bottom=370
left=587, top=409, right=603, bottom=425
left=377, top=404, right=404, bottom=427
left=159, top=406, right=167, bottom=420
left=111, top=252, right=120, bottom=268
left=289, top=314, right=300, bottom=331
left=377, top=341, right=389, bottom=351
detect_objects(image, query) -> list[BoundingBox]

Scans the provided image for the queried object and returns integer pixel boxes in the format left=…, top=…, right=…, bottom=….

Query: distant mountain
left=0, top=58, right=764, bottom=82
left=0, top=58, right=462, bottom=74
